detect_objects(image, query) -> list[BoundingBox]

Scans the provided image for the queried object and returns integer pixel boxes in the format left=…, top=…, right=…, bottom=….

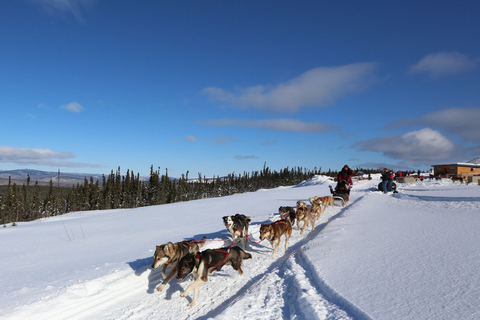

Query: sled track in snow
left=4, top=193, right=371, bottom=320
left=196, top=195, right=371, bottom=320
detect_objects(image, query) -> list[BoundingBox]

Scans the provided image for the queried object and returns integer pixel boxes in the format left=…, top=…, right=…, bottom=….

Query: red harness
left=273, top=220, right=289, bottom=227
left=211, top=249, right=230, bottom=271
left=196, top=242, right=236, bottom=273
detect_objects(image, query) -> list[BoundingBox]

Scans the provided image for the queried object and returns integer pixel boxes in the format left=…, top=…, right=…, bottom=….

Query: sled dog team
left=151, top=195, right=335, bottom=306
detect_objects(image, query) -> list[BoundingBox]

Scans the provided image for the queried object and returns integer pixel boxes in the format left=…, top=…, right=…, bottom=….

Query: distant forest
left=0, top=164, right=378, bottom=225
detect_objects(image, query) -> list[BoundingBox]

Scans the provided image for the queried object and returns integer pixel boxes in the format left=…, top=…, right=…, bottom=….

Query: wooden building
left=432, top=157, right=480, bottom=179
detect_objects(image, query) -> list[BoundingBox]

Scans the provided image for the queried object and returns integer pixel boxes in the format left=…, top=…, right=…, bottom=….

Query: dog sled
left=329, top=180, right=350, bottom=207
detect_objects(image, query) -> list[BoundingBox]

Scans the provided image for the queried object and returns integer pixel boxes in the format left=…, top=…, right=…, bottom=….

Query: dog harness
left=211, top=249, right=230, bottom=272
left=273, top=220, right=289, bottom=227
left=194, top=247, right=232, bottom=273
left=225, top=222, right=244, bottom=237
left=279, top=212, right=289, bottom=220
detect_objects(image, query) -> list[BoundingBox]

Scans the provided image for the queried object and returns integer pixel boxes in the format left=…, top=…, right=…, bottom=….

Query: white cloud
left=418, top=108, right=480, bottom=141
left=356, top=128, right=456, bottom=164
left=30, top=0, right=95, bottom=22
left=0, top=146, right=74, bottom=161
left=409, top=52, right=479, bottom=77
left=0, top=146, right=104, bottom=168
left=201, top=118, right=337, bottom=133
left=392, top=107, right=480, bottom=142
left=202, top=62, right=377, bottom=113
left=61, top=102, right=85, bottom=113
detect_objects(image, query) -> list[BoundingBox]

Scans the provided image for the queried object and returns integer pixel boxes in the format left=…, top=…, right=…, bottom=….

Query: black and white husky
left=222, top=214, right=251, bottom=249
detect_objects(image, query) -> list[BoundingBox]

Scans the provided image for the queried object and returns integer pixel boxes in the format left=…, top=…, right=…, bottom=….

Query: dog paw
left=156, top=284, right=165, bottom=292
left=188, top=302, right=196, bottom=307
left=180, top=292, right=186, bottom=298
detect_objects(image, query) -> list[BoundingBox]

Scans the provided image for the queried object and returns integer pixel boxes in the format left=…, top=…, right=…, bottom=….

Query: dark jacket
left=381, top=171, right=393, bottom=181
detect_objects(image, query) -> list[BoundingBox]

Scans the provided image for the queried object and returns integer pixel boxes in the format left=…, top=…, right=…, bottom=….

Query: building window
left=450, top=168, right=455, bottom=173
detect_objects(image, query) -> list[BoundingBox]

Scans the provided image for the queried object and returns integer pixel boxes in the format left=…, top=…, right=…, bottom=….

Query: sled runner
left=332, top=194, right=348, bottom=206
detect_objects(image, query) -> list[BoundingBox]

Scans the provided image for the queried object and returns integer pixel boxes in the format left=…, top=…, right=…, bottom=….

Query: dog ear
left=164, top=242, right=174, bottom=255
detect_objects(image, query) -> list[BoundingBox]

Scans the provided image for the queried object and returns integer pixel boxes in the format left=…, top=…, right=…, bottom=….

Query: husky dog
left=310, top=196, right=334, bottom=212
left=259, top=219, right=293, bottom=259
left=309, top=196, right=322, bottom=205
left=296, top=200, right=308, bottom=209
left=310, top=200, right=323, bottom=220
left=321, top=195, right=335, bottom=210
left=278, top=206, right=296, bottom=225
left=222, top=214, right=251, bottom=249
left=151, top=236, right=206, bottom=292
left=296, top=205, right=316, bottom=235
left=176, top=246, right=252, bottom=306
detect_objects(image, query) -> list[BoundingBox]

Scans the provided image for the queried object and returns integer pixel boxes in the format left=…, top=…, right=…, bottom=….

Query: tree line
left=0, top=164, right=378, bottom=226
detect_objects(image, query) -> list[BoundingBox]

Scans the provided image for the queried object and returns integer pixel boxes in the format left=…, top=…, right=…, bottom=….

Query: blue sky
left=1, top=0, right=480, bottom=178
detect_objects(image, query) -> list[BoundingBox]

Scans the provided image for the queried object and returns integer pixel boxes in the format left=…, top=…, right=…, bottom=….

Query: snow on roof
left=432, top=157, right=480, bottom=167
left=467, top=157, right=480, bottom=164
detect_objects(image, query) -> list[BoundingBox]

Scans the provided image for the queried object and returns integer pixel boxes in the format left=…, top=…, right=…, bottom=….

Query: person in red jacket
left=337, top=165, right=355, bottom=194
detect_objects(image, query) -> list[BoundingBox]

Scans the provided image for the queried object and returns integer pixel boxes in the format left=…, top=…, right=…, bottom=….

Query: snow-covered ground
left=1, top=175, right=479, bottom=320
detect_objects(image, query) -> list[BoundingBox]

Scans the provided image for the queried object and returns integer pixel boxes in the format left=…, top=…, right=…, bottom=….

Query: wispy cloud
left=261, top=140, right=277, bottom=146
left=392, top=107, right=480, bottom=141
left=0, top=146, right=105, bottom=168
left=234, top=155, right=260, bottom=160
left=61, top=102, right=85, bottom=113
left=409, top=52, right=479, bottom=77
left=184, top=135, right=239, bottom=145
left=185, top=135, right=197, bottom=142
left=355, top=128, right=456, bottom=164
left=202, top=62, right=378, bottom=113
left=37, top=103, right=49, bottom=109
left=201, top=118, right=337, bottom=133
left=214, top=136, right=240, bottom=145
left=30, top=0, right=95, bottom=22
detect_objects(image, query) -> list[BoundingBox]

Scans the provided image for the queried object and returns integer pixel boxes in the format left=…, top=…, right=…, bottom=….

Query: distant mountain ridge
left=0, top=169, right=105, bottom=186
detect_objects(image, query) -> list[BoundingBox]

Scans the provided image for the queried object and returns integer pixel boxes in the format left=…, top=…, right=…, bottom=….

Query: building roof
left=432, top=157, right=480, bottom=167
left=468, top=157, right=480, bottom=164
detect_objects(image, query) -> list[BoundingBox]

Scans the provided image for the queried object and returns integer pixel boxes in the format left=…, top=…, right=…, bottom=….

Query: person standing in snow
left=381, top=168, right=393, bottom=194
left=387, top=170, right=394, bottom=191
left=337, top=165, right=355, bottom=195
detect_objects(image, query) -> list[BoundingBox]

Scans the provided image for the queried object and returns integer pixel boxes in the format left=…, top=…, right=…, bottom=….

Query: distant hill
left=0, top=169, right=106, bottom=187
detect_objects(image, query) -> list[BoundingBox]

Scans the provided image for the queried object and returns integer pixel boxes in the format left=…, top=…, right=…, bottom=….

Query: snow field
left=1, top=175, right=479, bottom=319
